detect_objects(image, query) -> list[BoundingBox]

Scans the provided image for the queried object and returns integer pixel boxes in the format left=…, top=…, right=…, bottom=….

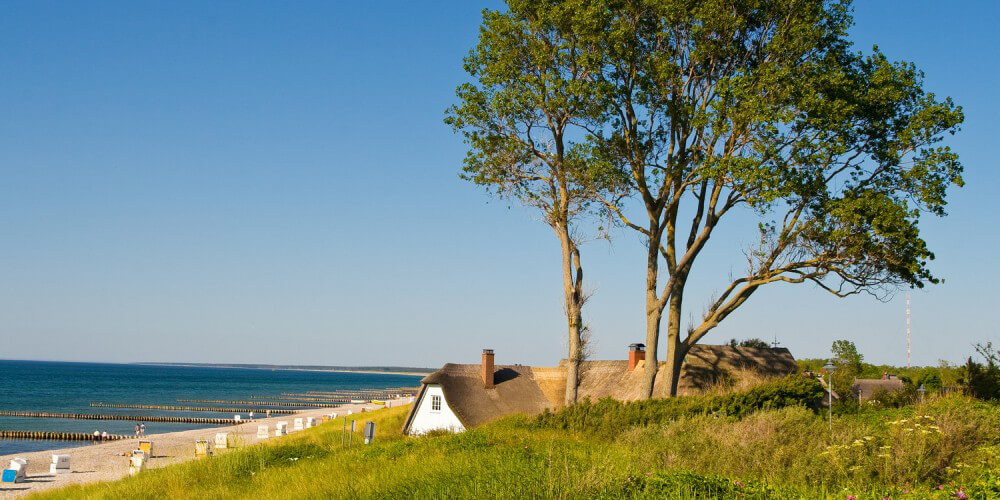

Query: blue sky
left=0, top=1, right=996, bottom=367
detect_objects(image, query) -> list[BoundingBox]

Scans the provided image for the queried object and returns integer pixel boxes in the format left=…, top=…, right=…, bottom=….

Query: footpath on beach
left=0, top=397, right=408, bottom=498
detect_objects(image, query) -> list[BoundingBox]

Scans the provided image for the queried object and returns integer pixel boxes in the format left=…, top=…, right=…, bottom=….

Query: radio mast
left=906, top=293, right=911, bottom=368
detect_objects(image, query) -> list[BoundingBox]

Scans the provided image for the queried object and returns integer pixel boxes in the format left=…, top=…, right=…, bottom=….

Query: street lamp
left=824, top=361, right=835, bottom=435
left=918, top=383, right=926, bottom=403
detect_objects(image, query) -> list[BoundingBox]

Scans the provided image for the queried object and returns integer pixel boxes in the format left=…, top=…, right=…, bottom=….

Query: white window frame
left=430, top=395, right=442, bottom=412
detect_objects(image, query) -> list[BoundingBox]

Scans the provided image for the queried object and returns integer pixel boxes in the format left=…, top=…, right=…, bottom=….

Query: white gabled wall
left=407, top=384, right=465, bottom=435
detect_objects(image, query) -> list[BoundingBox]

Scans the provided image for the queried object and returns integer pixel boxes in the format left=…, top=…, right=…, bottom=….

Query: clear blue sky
left=1, top=2, right=996, bottom=368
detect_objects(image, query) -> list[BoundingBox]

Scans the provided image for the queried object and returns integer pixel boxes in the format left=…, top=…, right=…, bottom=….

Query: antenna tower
left=906, top=293, right=911, bottom=368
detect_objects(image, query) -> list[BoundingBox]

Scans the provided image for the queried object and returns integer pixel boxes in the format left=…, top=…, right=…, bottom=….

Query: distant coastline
left=137, top=362, right=433, bottom=377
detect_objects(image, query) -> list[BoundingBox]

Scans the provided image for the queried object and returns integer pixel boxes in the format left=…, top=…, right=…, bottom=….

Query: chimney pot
left=628, top=343, right=646, bottom=371
left=482, top=349, right=495, bottom=389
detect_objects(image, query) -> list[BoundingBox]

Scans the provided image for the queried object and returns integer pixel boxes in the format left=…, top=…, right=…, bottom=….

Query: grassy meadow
left=35, top=378, right=1000, bottom=499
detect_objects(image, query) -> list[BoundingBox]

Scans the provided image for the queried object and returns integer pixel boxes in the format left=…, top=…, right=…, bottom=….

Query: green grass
left=34, top=385, right=1000, bottom=499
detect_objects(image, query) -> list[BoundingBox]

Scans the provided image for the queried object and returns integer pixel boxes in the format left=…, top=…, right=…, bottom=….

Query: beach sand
left=0, top=398, right=408, bottom=498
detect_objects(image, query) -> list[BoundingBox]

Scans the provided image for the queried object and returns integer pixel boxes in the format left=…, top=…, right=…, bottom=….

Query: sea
left=0, top=360, right=423, bottom=456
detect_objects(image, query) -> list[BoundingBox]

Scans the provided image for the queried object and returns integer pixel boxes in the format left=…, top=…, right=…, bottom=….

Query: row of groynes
left=89, top=403, right=297, bottom=415
left=305, top=390, right=416, bottom=394
left=177, top=399, right=336, bottom=408
left=308, top=386, right=417, bottom=391
left=248, top=396, right=352, bottom=403
left=0, top=430, right=128, bottom=441
left=0, top=411, right=239, bottom=425
left=285, top=393, right=410, bottom=398
left=303, top=389, right=417, bottom=396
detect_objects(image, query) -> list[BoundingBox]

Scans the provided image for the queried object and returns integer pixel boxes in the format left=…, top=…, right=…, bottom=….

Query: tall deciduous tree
left=831, top=339, right=864, bottom=394
left=446, top=1, right=608, bottom=405
left=588, top=0, right=964, bottom=397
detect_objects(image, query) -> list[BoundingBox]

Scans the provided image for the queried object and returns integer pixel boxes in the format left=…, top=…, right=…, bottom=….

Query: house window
left=431, top=395, right=442, bottom=412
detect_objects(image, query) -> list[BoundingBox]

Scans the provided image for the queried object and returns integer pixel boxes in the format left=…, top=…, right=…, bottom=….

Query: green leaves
left=449, top=0, right=964, bottom=354
left=446, top=2, right=609, bottom=211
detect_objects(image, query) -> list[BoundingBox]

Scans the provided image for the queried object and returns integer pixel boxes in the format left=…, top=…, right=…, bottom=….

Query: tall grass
left=34, top=390, right=1000, bottom=499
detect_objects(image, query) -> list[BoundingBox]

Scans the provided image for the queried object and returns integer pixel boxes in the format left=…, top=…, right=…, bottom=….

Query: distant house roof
left=852, top=378, right=907, bottom=401
left=402, top=345, right=797, bottom=433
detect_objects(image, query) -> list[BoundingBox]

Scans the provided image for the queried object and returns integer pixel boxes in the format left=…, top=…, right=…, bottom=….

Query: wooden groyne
left=304, top=389, right=417, bottom=396
left=0, top=430, right=129, bottom=441
left=308, top=387, right=418, bottom=393
left=248, top=396, right=352, bottom=403
left=297, top=392, right=415, bottom=399
left=0, top=411, right=239, bottom=425
left=177, top=399, right=337, bottom=408
left=89, top=403, right=297, bottom=415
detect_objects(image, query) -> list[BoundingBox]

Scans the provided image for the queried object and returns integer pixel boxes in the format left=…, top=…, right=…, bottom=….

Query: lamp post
left=918, top=383, right=926, bottom=403
left=824, top=361, right=835, bottom=435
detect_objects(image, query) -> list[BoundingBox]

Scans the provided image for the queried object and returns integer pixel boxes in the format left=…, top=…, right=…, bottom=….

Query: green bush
left=865, top=385, right=918, bottom=409
left=534, top=375, right=825, bottom=436
left=613, top=470, right=781, bottom=499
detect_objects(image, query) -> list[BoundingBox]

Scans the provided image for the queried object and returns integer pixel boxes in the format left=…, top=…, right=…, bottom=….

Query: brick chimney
left=482, top=349, right=495, bottom=389
left=628, top=343, right=645, bottom=371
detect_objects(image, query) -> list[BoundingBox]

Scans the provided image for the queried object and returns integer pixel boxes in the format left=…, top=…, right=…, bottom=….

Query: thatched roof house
left=852, top=375, right=906, bottom=401
left=402, top=344, right=798, bottom=435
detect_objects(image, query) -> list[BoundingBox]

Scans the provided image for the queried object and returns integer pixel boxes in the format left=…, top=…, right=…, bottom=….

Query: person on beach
left=134, top=424, right=140, bottom=437
left=140, top=423, right=146, bottom=436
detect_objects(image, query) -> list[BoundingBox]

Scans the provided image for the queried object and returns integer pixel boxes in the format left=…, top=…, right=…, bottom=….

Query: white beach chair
left=50, top=454, right=70, bottom=475
left=293, top=418, right=304, bottom=431
left=12, top=459, right=27, bottom=478
left=306, top=417, right=317, bottom=428
left=257, top=425, right=269, bottom=439
left=215, top=432, right=231, bottom=449
left=275, top=421, right=288, bottom=436
left=128, top=450, right=146, bottom=476
left=194, top=440, right=212, bottom=458
left=7, top=459, right=27, bottom=482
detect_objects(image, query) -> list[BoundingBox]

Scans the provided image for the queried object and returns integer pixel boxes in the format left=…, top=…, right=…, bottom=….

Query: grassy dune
left=35, top=380, right=1000, bottom=499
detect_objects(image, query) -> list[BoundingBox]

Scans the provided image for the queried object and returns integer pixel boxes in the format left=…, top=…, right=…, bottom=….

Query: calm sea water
left=0, top=360, right=422, bottom=455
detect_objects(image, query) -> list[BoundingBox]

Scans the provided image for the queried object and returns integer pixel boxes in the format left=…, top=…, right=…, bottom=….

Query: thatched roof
left=403, top=364, right=551, bottom=430
left=403, top=345, right=797, bottom=433
left=539, top=345, right=798, bottom=401
left=852, top=378, right=906, bottom=401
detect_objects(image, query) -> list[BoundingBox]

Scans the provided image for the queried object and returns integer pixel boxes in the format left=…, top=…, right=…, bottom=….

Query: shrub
left=534, top=375, right=824, bottom=436
left=619, top=470, right=779, bottom=499
left=917, top=369, right=943, bottom=391
left=962, top=345, right=1000, bottom=400
left=727, top=338, right=770, bottom=349
left=865, top=385, right=918, bottom=409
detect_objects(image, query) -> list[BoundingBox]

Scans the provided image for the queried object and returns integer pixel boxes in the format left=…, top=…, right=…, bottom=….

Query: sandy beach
left=0, top=398, right=408, bottom=498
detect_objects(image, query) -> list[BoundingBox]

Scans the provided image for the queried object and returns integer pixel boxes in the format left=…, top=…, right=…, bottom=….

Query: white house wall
left=407, top=384, right=465, bottom=435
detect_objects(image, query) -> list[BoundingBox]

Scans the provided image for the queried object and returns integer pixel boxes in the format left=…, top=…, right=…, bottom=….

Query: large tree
left=446, top=1, right=608, bottom=404
left=587, top=0, right=964, bottom=397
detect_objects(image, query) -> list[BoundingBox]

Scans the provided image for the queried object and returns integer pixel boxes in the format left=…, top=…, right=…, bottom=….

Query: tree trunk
left=641, top=306, right=662, bottom=398
left=640, top=237, right=663, bottom=398
left=558, top=224, right=583, bottom=406
left=661, top=288, right=686, bottom=396
left=565, top=314, right=582, bottom=406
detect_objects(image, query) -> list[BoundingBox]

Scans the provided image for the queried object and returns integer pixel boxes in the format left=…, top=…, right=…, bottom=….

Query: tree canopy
left=451, top=0, right=964, bottom=398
